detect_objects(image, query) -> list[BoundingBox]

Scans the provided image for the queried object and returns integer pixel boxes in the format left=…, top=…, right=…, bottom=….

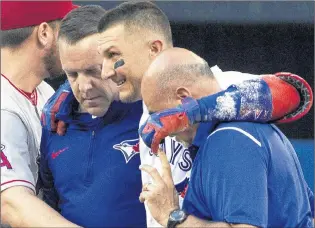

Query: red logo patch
left=51, top=147, right=69, bottom=159
left=1, top=144, right=12, bottom=169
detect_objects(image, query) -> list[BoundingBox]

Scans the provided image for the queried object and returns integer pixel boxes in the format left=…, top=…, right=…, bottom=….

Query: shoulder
left=211, top=66, right=260, bottom=90
left=1, top=77, right=19, bottom=110
left=209, top=122, right=272, bottom=147
left=200, top=122, right=273, bottom=163
left=1, top=110, right=30, bottom=145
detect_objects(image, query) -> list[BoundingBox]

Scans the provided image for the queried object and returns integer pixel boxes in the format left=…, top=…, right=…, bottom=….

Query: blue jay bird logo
left=113, top=139, right=140, bottom=163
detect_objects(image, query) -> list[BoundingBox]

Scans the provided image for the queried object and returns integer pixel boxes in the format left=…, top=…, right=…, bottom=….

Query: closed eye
left=66, top=72, right=78, bottom=78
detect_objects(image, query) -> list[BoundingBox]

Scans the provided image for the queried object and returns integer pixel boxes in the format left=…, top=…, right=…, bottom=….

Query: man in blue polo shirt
left=139, top=47, right=314, bottom=227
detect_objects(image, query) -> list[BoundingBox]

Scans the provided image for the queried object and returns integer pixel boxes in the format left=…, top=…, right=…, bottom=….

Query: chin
left=119, top=82, right=142, bottom=103
left=87, top=108, right=108, bottom=117
left=119, top=90, right=140, bottom=103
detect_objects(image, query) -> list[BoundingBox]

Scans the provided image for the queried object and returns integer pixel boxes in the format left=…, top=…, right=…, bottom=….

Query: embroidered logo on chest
left=113, top=139, right=140, bottom=163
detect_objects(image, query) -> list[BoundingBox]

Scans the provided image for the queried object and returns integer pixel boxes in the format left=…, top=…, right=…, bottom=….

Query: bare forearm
left=1, top=186, right=80, bottom=227
left=177, top=215, right=256, bottom=228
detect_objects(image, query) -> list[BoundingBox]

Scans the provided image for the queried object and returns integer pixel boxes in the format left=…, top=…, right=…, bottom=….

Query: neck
left=1, top=47, right=47, bottom=92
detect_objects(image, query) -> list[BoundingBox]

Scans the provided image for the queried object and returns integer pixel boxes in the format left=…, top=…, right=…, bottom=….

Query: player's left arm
left=41, top=80, right=74, bottom=136
left=140, top=72, right=313, bottom=153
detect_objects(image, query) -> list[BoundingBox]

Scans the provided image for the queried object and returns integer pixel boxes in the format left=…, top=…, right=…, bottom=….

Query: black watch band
left=167, top=209, right=188, bottom=228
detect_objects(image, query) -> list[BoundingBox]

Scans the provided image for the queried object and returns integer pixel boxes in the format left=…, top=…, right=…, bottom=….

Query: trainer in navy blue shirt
left=40, top=98, right=146, bottom=227
left=183, top=122, right=314, bottom=227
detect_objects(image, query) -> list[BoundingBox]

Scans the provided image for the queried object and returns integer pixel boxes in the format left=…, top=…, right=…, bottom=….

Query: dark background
left=48, top=1, right=315, bottom=139
left=45, top=1, right=314, bottom=189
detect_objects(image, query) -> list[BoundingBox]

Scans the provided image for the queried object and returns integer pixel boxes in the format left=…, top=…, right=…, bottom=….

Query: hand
left=139, top=150, right=179, bottom=227
left=41, top=81, right=73, bottom=136
left=139, top=97, right=200, bottom=154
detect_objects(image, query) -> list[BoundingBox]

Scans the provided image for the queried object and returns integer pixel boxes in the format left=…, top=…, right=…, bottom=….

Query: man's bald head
left=142, top=47, right=219, bottom=113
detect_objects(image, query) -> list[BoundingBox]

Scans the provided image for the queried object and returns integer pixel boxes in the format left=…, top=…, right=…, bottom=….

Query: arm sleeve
left=202, top=127, right=268, bottom=227
left=39, top=128, right=60, bottom=212
left=1, top=110, right=36, bottom=193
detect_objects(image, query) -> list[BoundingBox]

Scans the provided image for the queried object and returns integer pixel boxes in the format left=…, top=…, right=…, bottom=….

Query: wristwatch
left=167, top=209, right=188, bottom=228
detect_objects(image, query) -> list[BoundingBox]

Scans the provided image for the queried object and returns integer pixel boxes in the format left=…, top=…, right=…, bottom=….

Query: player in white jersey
left=1, top=75, right=54, bottom=191
left=96, top=2, right=311, bottom=227
left=0, top=1, right=81, bottom=227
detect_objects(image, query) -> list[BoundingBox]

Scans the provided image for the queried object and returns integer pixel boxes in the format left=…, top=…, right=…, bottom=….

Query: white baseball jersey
left=139, top=65, right=259, bottom=227
left=1, top=74, right=54, bottom=193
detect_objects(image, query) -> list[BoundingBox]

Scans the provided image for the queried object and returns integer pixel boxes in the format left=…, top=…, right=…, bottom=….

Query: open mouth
left=117, top=79, right=126, bottom=87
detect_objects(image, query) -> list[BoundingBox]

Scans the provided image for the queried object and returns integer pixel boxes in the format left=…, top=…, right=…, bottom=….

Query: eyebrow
left=98, top=45, right=113, bottom=55
left=64, top=64, right=102, bottom=73
left=85, top=65, right=102, bottom=71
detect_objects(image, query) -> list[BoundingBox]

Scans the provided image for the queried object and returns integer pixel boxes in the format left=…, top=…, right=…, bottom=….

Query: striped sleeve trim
left=208, top=127, right=262, bottom=147
left=1, top=179, right=36, bottom=193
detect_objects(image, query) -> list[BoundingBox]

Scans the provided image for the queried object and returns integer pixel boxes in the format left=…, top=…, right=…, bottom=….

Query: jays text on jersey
left=183, top=121, right=314, bottom=227
left=139, top=65, right=261, bottom=227
left=40, top=100, right=146, bottom=227
left=1, top=74, right=54, bottom=193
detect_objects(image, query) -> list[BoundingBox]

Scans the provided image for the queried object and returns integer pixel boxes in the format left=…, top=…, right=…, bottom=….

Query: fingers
left=157, top=150, right=174, bottom=186
left=140, top=164, right=164, bottom=185
left=158, top=150, right=171, bottom=174
left=142, top=182, right=155, bottom=192
left=139, top=191, right=149, bottom=203
left=56, top=121, right=67, bottom=136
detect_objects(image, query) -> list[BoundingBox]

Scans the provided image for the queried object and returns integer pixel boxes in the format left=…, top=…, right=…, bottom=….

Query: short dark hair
left=98, top=1, right=172, bottom=45
left=59, top=5, right=106, bottom=44
left=1, top=20, right=59, bottom=48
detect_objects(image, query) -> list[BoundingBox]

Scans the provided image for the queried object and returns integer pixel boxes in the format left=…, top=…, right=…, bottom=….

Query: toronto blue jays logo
left=113, top=139, right=140, bottom=163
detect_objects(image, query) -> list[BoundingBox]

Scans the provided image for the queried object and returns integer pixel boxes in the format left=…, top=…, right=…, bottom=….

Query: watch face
left=170, top=209, right=186, bottom=221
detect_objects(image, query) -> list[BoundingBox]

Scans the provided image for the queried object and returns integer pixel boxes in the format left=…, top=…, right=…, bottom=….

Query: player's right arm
left=1, top=110, right=80, bottom=227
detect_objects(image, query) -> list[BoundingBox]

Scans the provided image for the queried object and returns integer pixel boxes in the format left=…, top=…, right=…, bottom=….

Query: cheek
left=68, top=79, right=80, bottom=100
left=100, top=80, right=118, bottom=96
left=126, top=52, right=150, bottom=77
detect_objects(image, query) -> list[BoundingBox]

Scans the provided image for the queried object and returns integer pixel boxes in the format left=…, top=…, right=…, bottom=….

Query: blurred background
left=46, top=1, right=314, bottom=190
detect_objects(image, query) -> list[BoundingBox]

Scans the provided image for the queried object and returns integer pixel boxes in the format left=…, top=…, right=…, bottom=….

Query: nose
left=78, top=74, right=93, bottom=98
left=101, top=58, right=116, bottom=80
